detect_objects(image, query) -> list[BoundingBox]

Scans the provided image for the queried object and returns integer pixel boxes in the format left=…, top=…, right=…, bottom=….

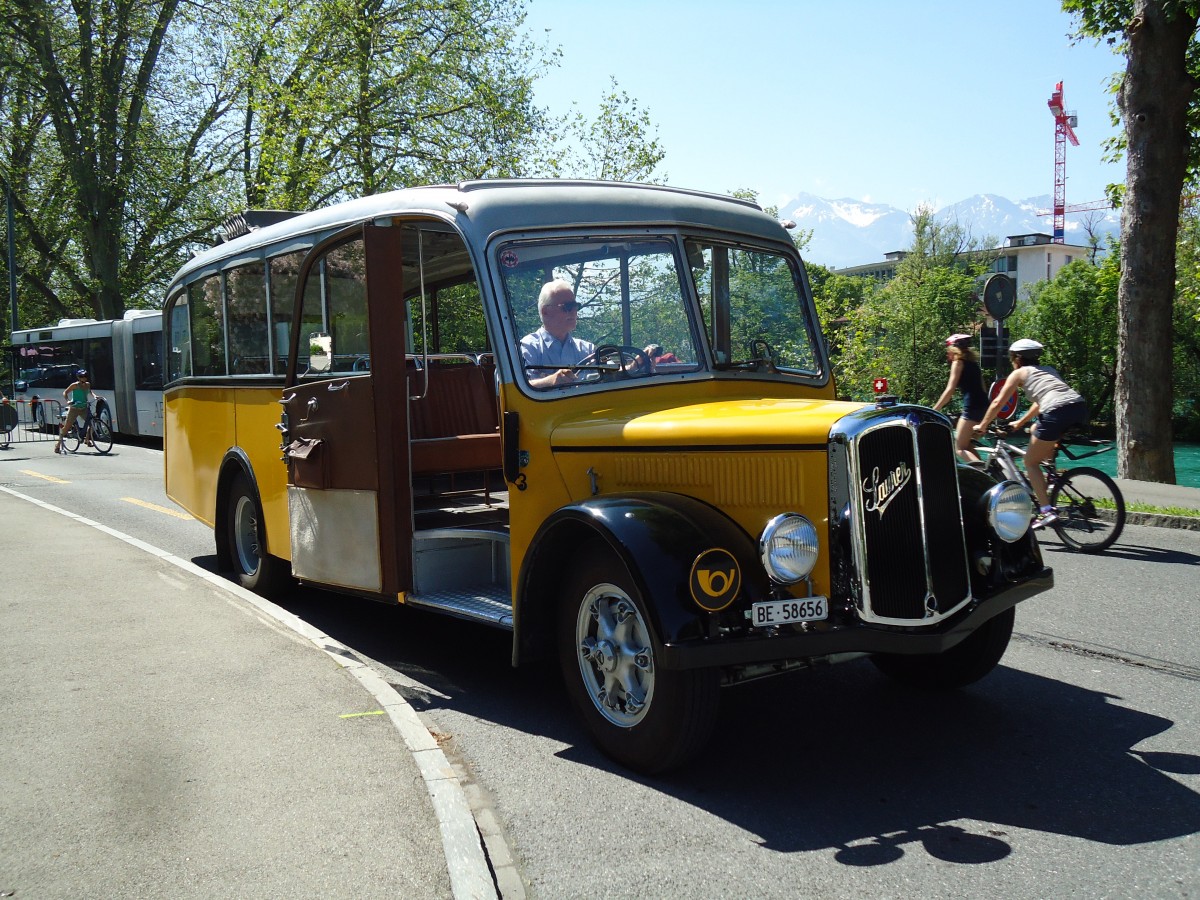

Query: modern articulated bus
left=162, top=180, right=1052, bottom=773
left=8, top=310, right=164, bottom=438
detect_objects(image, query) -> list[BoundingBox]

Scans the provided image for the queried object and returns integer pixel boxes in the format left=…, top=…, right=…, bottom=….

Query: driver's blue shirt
left=519, top=327, right=595, bottom=375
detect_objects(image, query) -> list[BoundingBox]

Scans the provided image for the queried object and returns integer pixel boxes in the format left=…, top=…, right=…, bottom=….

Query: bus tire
left=870, top=606, right=1015, bottom=690
left=224, top=474, right=290, bottom=597
left=558, top=543, right=719, bottom=775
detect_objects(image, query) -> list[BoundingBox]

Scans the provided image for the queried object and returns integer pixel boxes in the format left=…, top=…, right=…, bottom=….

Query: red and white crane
left=1047, top=81, right=1080, bottom=243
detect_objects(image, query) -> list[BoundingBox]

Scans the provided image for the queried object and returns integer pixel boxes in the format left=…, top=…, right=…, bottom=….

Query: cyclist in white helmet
left=973, top=339, right=1089, bottom=528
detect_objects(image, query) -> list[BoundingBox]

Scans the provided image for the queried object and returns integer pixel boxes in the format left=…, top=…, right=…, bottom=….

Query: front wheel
left=223, top=474, right=290, bottom=596
left=1050, top=466, right=1125, bottom=553
left=871, top=607, right=1015, bottom=690
left=558, top=545, right=719, bottom=774
left=61, top=421, right=81, bottom=453
left=90, top=419, right=114, bottom=453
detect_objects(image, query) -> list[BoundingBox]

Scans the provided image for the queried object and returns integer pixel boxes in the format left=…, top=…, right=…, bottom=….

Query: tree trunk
left=1115, top=1, right=1197, bottom=483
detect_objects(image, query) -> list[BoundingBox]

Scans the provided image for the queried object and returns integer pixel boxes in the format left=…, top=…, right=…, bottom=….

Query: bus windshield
left=498, top=234, right=821, bottom=390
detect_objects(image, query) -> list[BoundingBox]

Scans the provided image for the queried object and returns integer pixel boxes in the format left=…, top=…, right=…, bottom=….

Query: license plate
left=751, top=596, right=828, bottom=627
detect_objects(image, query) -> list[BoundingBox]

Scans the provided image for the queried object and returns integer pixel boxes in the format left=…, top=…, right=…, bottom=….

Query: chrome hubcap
left=233, top=494, right=262, bottom=575
left=575, top=585, right=655, bottom=727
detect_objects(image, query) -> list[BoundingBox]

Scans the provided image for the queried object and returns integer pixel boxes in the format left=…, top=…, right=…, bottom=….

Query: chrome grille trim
left=833, top=408, right=973, bottom=626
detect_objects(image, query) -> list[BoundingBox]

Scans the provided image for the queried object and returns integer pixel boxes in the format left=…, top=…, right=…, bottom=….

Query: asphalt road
left=3, top=438, right=1197, bottom=899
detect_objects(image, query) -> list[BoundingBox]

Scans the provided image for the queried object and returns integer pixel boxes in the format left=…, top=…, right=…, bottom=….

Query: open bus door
left=280, top=223, right=414, bottom=597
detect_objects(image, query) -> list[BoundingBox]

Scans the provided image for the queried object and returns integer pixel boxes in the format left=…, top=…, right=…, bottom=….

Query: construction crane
left=1047, top=81, right=1080, bottom=243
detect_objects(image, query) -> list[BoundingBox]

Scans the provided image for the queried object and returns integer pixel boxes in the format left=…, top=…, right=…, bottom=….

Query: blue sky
left=522, top=0, right=1127, bottom=213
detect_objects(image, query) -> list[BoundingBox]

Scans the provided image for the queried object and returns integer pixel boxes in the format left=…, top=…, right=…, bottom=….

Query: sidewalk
left=1115, top=477, right=1200, bottom=531
left=0, top=489, right=494, bottom=899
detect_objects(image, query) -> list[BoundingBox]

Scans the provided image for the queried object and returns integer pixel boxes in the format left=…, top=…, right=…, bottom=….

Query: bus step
left=404, top=587, right=513, bottom=630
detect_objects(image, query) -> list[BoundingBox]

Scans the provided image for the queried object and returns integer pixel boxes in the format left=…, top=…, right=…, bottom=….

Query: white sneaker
left=1032, top=508, right=1059, bottom=530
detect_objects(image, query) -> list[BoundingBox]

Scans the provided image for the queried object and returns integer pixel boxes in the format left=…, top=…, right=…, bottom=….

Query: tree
left=231, top=0, right=554, bottom=209
left=833, top=208, right=992, bottom=403
left=3, top=0, right=247, bottom=320
left=1065, top=0, right=1200, bottom=482
left=1171, top=204, right=1200, bottom=437
left=538, top=77, right=666, bottom=184
left=806, top=263, right=875, bottom=372
left=1008, top=254, right=1120, bottom=423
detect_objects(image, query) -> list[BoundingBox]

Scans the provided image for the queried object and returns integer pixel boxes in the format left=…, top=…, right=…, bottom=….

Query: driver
left=520, top=280, right=595, bottom=388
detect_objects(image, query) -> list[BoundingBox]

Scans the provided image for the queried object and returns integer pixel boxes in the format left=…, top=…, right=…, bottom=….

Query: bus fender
left=513, top=492, right=772, bottom=667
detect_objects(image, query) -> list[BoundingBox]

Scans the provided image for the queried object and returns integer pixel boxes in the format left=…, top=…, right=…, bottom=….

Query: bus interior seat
left=408, top=359, right=501, bottom=479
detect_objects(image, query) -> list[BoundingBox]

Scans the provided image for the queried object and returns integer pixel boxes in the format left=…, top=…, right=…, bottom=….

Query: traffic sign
left=989, top=379, right=1018, bottom=419
left=981, top=274, right=1017, bottom=320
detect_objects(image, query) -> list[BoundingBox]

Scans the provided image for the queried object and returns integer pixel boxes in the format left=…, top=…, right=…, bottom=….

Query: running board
left=407, top=527, right=513, bottom=629
left=404, top=587, right=513, bottom=630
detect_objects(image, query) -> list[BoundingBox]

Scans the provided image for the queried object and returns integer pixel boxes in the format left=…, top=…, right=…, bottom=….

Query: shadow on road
left=244, top=575, right=1200, bottom=868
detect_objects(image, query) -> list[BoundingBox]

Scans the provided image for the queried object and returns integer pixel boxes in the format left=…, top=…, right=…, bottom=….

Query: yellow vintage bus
left=164, top=180, right=1052, bottom=773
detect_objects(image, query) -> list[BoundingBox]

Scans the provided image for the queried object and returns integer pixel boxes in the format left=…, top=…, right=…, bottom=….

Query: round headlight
left=986, top=481, right=1034, bottom=542
left=759, top=514, right=819, bottom=584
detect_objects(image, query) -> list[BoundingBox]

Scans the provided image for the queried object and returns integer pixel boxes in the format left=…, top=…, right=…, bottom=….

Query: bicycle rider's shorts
left=1034, top=398, right=1088, bottom=442
left=961, top=400, right=988, bottom=423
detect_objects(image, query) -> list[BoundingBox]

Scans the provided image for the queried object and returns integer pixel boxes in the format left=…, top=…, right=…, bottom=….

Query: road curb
left=1124, top=510, right=1200, bottom=531
left=0, top=484, right=499, bottom=900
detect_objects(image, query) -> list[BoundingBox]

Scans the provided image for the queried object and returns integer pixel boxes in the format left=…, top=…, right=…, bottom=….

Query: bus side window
left=227, top=261, right=269, bottom=374
left=167, top=292, right=190, bottom=382
left=189, top=275, right=225, bottom=376
left=323, top=239, right=369, bottom=373
left=269, top=250, right=308, bottom=375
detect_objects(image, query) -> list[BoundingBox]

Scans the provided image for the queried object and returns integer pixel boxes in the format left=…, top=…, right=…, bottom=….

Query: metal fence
left=0, top=398, right=64, bottom=446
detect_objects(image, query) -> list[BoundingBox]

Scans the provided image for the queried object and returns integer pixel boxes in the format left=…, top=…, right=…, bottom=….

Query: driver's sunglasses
left=555, top=301, right=581, bottom=313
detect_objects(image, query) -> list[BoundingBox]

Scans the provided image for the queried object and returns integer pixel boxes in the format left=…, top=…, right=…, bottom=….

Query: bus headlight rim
left=759, top=513, right=820, bottom=584
left=986, top=480, right=1034, bottom=542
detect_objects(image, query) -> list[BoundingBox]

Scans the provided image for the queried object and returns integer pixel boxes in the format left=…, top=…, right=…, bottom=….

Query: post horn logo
left=689, top=548, right=741, bottom=612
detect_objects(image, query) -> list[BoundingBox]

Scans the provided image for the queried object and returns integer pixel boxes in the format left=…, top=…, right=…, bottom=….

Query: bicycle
left=975, top=425, right=1125, bottom=553
left=59, top=404, right=114, bottom=454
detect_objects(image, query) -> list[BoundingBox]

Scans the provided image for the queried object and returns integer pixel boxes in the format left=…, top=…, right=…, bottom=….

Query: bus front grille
left=852, top=418, right=971, bottom=624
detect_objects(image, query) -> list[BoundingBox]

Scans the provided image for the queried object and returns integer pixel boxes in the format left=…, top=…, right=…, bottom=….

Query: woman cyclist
left=55, top=368, right=94, bottom=454
left=932, top=333, right=987, bottom=462
left=973, top=339, right=1089, bottom=529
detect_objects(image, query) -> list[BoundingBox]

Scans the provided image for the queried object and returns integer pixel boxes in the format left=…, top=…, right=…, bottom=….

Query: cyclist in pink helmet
left=932, top=333, right=987, bottom=462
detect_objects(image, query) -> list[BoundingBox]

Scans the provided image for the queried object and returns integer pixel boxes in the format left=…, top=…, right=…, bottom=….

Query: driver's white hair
left=538, top=279, right=575, bottom=310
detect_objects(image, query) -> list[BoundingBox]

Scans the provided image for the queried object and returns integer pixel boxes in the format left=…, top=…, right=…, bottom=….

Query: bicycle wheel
left=1049, top=466, right=1125, bottom=553
left=61, top=421, right=81, bottom=453
left=90, top=419, right=114, bottom=453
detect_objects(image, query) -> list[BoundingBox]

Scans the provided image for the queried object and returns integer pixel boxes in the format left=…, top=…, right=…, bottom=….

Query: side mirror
left=308, top=331, right=332, bottom=373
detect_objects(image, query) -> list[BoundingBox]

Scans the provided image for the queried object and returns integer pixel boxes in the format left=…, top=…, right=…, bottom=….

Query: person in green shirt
left=55, top=369, right=95, bottom=454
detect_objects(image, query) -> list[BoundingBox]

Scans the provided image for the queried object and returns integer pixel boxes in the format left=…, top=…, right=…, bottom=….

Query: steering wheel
left=748, top=339, right=777, bottom=372
left=583, top=344, right=650, bottom=381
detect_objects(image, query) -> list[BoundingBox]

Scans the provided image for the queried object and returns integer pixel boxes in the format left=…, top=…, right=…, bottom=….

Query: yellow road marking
left=339, top=710, right=386, bottom=719
left=20, top=469, right=70, bottom=484
left=121, top=497, right=194, bottom=520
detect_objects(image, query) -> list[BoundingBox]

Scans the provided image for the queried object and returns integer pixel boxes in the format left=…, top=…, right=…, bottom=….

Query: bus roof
left=168, top=179, right=792, bottom=295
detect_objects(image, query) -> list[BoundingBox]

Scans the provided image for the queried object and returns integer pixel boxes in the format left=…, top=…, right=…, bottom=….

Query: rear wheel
left=871, top=607, right=1015, bottom=690
left=224, top=474, right=290, bottom=596
left=90, top=419, right=114, bottom=454
left=558, top=544, right=719, bottom=774
left=1050, top=467, right=1124, bottom=553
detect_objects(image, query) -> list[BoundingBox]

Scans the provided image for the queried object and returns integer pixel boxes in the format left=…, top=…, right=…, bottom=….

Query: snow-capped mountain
left=780, top=192, right=1120, bottom=269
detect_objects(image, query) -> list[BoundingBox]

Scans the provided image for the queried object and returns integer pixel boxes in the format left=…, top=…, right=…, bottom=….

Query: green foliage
left=1173, top=207, right=1200, bottom=436
left=1, top=0, right=568, bottom=336
left=232, top=0, right=554, bottom=208
left=535, top=77, right=667, bottom=183
left=827, top=209, right=991, bottom=403
left=1008, top=255, right=1120, bottom=421
left=1064, top=0, right=1200, bottom=192
left=3, top=0, right=242, bottom=324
